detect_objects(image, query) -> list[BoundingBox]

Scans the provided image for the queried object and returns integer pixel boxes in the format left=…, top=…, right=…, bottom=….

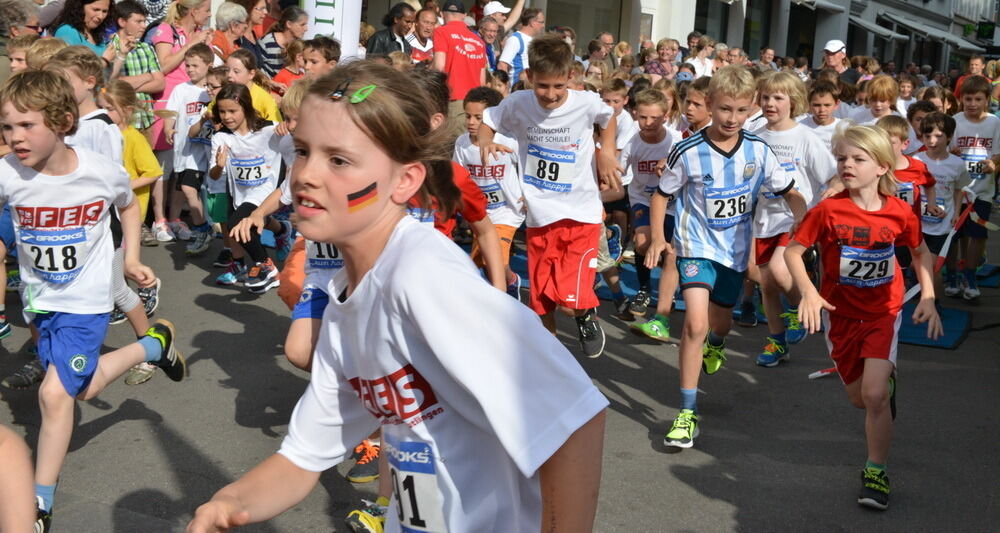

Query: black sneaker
left=346, top=440, right=381, bottom=483
left=576, top=310, right=605, bottom=358
left=245, top=259, right=280, bottom=294
left=145, top=319, right=186, bottom=382
left=628, top=290, right=651, bottom=317
left=889, top=371, right=896, bottom=421
left=2, top=359, right=44, bottom=389
left=613, top=296, right=634, bottom=321
left=736, top=299, right=758, bottom=327
left=35, top=498, right=52, bottom=532
left=858, top=467, right=890, bottom=510
left=213, top=248, right=234, bottom=268
left=109, top=306, right=127, bottom=325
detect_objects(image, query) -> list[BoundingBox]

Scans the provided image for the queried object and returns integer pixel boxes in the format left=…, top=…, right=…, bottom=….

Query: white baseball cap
left=483, top=1, right=511, bottom=17
left=823, top=39, right=847, bottom=53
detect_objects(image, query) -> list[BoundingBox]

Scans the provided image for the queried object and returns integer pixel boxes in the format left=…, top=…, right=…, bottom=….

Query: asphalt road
left=1, top=234, right=997, bottom=532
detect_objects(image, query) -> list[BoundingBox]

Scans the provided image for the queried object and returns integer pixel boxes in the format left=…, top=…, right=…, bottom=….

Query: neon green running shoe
left=630, top=316, right=670, bottom=342
left=663, top=409, right=700, bottom=448
left=781, top=310, right=807, bottom=344
left=702, top=339, right=726, bottom=375
left=858, top=467, right=890, bottom=510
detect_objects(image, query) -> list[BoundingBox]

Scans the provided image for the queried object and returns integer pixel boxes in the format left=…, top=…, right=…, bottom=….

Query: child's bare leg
left=181, top=185, right=207, bottom=226
left=78, top=343, right=146, bottom=400
left=845, top=359, right=894, bottom=465
left=678, top=288, right=710, bottom=390
left=35, top=370, right=75, bottom=486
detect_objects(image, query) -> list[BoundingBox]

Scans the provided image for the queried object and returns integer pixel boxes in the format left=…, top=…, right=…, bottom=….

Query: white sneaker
left=168, top=220, right=192, bottom=241
left=944, top=283, right=962, bottom=297
left=963, top=285, right=981, bottom=300
left=152, top=221, right=175, bottom=242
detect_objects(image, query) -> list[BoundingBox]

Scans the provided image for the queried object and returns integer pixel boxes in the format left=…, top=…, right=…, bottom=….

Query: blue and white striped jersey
left=657, top=130, right=795, bottom=271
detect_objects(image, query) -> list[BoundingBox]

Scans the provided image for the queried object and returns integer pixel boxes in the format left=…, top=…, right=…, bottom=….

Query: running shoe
left=245, top=259, right=280, bottom=294
left=963, top=283, right=981, bottom=300
left=124, top=362, right=156, bottom=386
left=344, top=497, right=388, bottom=533
left=213, top=248, right=234, bottom=268
left=35, top=496, right=51, bottom=533
left=216, top=263, right=247, bottom=285
left=702, top=338, right=727, bottom=375
left=756, top=337, right=789, bottom=367
left=889, top=371, right=896, bottom=421
left=138, top=278, right=161, bottom=317
left=146, top=319, right=185, bottom=381
left=506, top=273, right=522, bottom=301
left=858, top=467, right=890, bottom=510
left=5, top=269, right=21, bottom=292
left=782, top=311, right=807, bottom=344
left=0, top=315, right=10, bottom=340
left=606, top=224, right=623, bottom=264
left=168, top=219, right=192, bottom=241
left=346, top=440, right=381, bottom=483
left=185, top=230, right=213, bottom=256
left=663, top=409, right=699, bottom=449
left=2, top=358, right=44, bottom=389
left=109, top=306, right=127, bottom=325
left=944, top=275, right=962, bottom=297
left=576, top=310, right=605, bottom=358
left=140, top=224, right=158, bottom=247
left=152, top=220, right=175, bottom=242
left=737, top=299, right=758, bottom=327
left=274, top=220, right=295, bottom=261
left=630, top=316, right=670, bottom=342
left=613, top=296, right=634, bottom=321
left=628, top=290, right=651, bottom=317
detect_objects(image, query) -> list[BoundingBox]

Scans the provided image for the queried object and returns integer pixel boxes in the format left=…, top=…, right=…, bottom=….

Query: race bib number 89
left=386, top=439, right=446, bottom=532
left=524, top=144, right=575, bottom=192
left=18, top=227, right=88, bottom=284
left=705, top=181, right=752, bottom=229
left=839, top=245, right=895, bottom=288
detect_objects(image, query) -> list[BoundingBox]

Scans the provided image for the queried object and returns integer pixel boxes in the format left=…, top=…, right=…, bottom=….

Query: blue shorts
left=631, top=204, right=676, bottom=241
left=959, top=199, right=993, bottom=239
left=0, top=205, right=17, bottom=258
left=34, top=312, right=110, bottom=397
left=676, top=258, right=745, bottom=308
left=291, top=286, right=329, bottom=320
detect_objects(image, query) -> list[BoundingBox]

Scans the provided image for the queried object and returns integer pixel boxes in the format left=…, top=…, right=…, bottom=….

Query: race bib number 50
left=839, top=245, right=895, bottom=288
left=18, top=227, right=89, bottom=284
left=386, top=438, right=446, bottom=532
left=524, top=144, right=575, bottom=192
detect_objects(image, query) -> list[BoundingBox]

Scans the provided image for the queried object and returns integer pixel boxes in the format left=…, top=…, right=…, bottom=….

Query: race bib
left=478, top=182, right=506, bottom=210
left=895, top=181, right=915, bottom=205
left=231, top=156, right=268, bottom=187
left=18, top=227, right=89, bottom=284
left=524, top=144, right=575, bottom=192
left=920, top=194, right=945, bottom=224
left=763, top=162, right=797, bottom=199
left=386, top=438, right=446, bottom=532
left=305, top=239, right=343, bottom=270
left=705, top=180, right=752, bottom=229
left=961, top=147, right=989, bottom=181
left=839, top=245, right=895, bottom=288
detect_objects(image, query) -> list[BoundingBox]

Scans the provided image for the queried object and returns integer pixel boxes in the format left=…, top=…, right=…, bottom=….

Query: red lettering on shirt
left=15, top=202, right=106, bottom=228
left=955, top=136, right=993, bottom=149
left=185, top=102, right=205, bottom=115
left=465, top=164, right=506, bottom=179
left=348, top=364, right=440, bottom=422
left=637, top=160, right=658, bottom=173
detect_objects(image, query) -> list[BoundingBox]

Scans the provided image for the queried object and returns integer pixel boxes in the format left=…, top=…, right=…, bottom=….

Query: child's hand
left=912, top=298, right=943, bottom=339
left=655, top=158, right=668, bottom=176
left=643, top=237, right=673, bottom=269
left=215, top=146, right=229, bottom=169
left=165, top=129, right=175, bottom=145
left=927, top=204, right=946, bottom=218
left=124, top=262, right=156, bottom=288
left=275, top=122, right=290, bottom=136
left=596, top=151, right=623, bottom=190
left=480, top=143, right=513, bottom=166
left=230, top=212, right=266, bottom=243
left=798, top=289, right=835, bottom=334
left=983, top=158, right=997, bottom=174
left=186, top=496, right=251, bottom=533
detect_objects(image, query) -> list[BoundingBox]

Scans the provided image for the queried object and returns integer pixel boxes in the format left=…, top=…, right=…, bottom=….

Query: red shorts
left=754, top=232, right=791, bottom=265
left=822, top=311, right=901, bottom=385
left=525, top=220, right=601, bottom=315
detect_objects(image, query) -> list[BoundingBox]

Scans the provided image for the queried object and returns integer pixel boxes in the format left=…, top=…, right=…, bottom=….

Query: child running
left=645, top=66, right=805, bottom=448
left=785, top=124, right=942, bottom=511
left=187, top=60, right=607, bottom=533
left=0, top=70, right=185, bottom=533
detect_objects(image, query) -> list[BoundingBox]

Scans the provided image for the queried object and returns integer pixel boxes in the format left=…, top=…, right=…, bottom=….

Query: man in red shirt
left=433, top=0, right=487, bottom=134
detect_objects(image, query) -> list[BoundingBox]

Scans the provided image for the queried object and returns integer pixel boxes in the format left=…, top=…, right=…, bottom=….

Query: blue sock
left=707, top=330, right=725, bottom=346
left=35, top=483, right=55, bottom=512
left=772, top=331, right=786, bottom=345
left=139, top=335, right=163, bottom=363
left=680, top=388, right=698, bottom=411
left=865, top=460, right=886, bottom=471
left=963, top=268, right=977, bottom=286
left=193, top=222, right=211, bottom=232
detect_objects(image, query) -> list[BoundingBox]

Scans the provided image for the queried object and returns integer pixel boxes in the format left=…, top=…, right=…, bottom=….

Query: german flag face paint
left=346, top=182, right=378, bottom=212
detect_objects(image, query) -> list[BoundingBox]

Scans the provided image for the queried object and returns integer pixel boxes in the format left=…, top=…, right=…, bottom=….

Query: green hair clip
left=350, top=84, right=377, bottom=103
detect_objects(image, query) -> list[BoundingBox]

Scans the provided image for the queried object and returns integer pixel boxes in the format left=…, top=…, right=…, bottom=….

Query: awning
left=849, top=16, right=908, bottom=41
left=791, top=0, right=846, bottom=12
left=882, top=12, right=987, bottom=52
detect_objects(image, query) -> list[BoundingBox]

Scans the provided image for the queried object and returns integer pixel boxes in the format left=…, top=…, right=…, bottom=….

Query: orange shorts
left=277, top=237, right=307, bottom=311
left=471, top=224, right=517, bottom=268
left=822, top=310, right=901, bottom=385
left=754, top=232, right=791, bottom=266
left=525, top=220, right=600, bottom=315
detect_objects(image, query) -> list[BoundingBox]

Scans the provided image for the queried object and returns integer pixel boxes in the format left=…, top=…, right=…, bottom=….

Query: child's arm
left=163, top=117, right=177, bottom=146
left=537, top=410, right=605, bottom=533
left=0, top=425, right=35, bottom=533
left=643, top=191, right=673, bottom=269
left=821, top=175, right=845, bottom=199
left=924, top=185, right=945, bottom=218
left=781, top=189, right=808, bottom=230
left=187, top=454, right=320, bottom=532
left=130, top=175, right=160, bottom=191
left=909, top=242, right=944, bottom=339
left=784, top=240, right=833, bottom=334
left=468, top=217, right=507, bottom=291
left=209, top=145, right=228, bottom=181
left=597, top=115, right=623, bottom=189
left=118, top=198, right=156, bottom=287
left=230, top=188, right=283, bottom=243
left=477, top=122, right=513, bottom=166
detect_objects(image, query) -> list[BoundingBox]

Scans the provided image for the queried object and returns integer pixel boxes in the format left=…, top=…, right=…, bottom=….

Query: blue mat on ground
left=976, top=263, right=1000, bottom=288
left=898, top=301, right=970, bottom=349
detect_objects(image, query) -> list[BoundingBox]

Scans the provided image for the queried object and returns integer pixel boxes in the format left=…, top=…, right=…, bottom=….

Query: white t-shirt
left=0, top=148, right=133, bottom=314
left=614, top=110, right=638, bottom=186
left=833, top=102, right=855, bottom=120
left=405, top=33, right=433, bottom=62
left=166, top=81, right=211, bottom=173
left=689, top=56, right=713, bottom=78
left=278, top=216, right=608, bottom=532
left=623, top=128, right=675, bottom=209
left=950, top=112, right=1000, bottom=202
left=497, top=31, right=531, bottom=84
left=798, top=115, right=841, bottom=151
left=452, top=132, right=525, bottom=227
left=211, top=125, right=282, bottom=207
left=750, top=124, right=836, bottom=238
left=850, top=107, right=921, bottom=154
left=915, top=152, right=971, bottom=235
left=896, top=96, right=915, bottom=117
left=65, top=109, right=124, bottom=165
left=482, top=90, right=614, bottom=227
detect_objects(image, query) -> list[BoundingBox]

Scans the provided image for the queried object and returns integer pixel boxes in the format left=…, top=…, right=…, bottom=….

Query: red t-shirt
left=793, top=192, right=922, bottom=320
left=273, top=68, right=303, bottom=87
left=408, top=162, right=488, bottom=238
left=894, top=155, right=936, bottom=212
left=432, top=20, right=487, bottom=101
